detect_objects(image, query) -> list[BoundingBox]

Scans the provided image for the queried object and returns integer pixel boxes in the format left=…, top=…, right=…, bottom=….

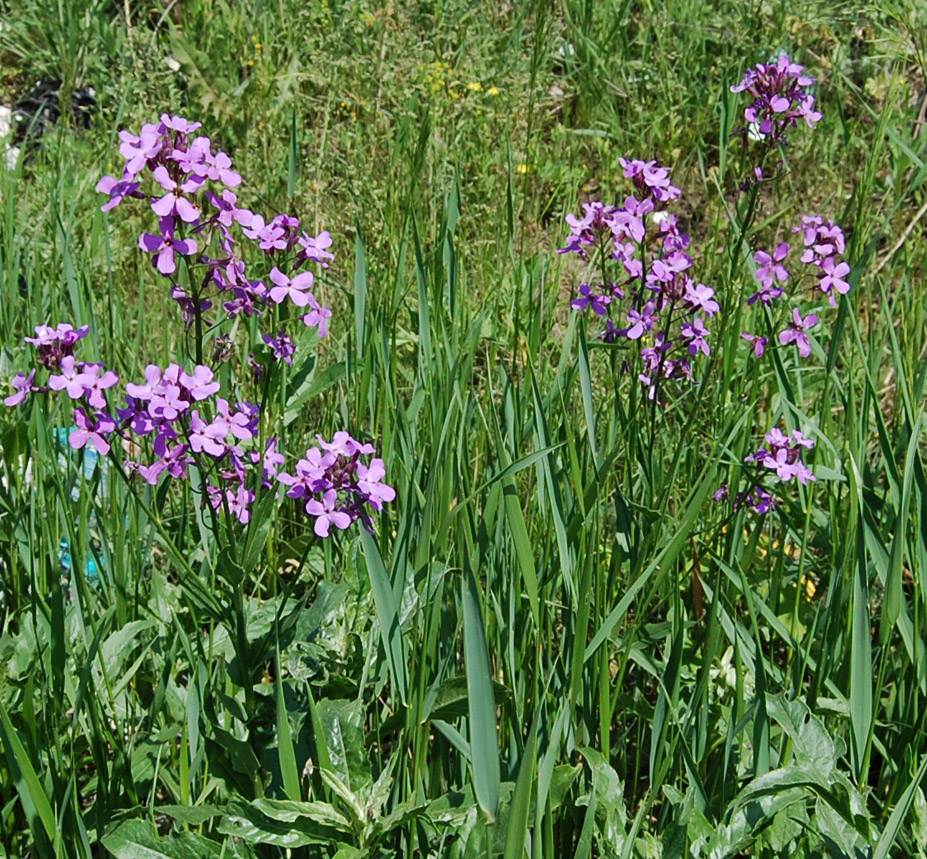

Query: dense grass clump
left=2, top=1, right=927, bottom=856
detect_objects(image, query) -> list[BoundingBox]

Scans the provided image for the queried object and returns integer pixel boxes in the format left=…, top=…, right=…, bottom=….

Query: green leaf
left=503, top=716, right=537, bottom=859
left=102, top=819, right=224, bottom=858
left=462, top=557, right=501, bottom=819
left=359, top=528, right=408, bottom=705
left=0, top=701, right=56, bottom=847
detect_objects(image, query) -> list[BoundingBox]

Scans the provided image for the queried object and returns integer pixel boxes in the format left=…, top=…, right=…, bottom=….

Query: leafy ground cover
left=1, top=0, right=927, bottom=856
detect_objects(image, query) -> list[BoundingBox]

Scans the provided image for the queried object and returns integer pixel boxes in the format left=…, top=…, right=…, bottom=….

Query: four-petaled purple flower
left=779, top=307, right=819, bottom=358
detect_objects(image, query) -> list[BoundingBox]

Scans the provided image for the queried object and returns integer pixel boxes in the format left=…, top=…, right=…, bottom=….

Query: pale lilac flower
left=268, top=266, right=315, bottom=307
left=180, top=365, right=221, bottom=400
left=4, top=369, right=36, bottom=407
left=151, top=166, right=203, bottom=223
left=48, top=356, right=94, bottom=400
left=188, top=410, right=228, bottom=456
left=301, top=296, right=332, bottom=338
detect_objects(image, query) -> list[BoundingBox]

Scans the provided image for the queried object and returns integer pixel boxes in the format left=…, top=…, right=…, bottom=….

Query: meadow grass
left=1, top=0, right=927, bottom=856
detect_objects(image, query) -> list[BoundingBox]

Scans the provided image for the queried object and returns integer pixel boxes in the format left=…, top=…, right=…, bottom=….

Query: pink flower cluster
left=741, top=217, right=849, bottom=361
left=278, top=432, right=396, bottom=537
left=97, top=113, right=334, bottom=358
left=730, top=55, right=821, bottom=146
left=714, top=428, right=816, bottom=515
left=4, top=323, right=394, bottom=535
left=562, top=158, right=718, bottom=400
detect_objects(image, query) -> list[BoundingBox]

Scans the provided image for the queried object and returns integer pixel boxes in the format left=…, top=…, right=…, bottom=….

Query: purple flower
left=817, top=256, right=851, bottom=304
left=297, top=230, right=335, bottom=266
left=754, top=243, right=790, bottom=288
left=268, top=266, right=315, bottom=307
left=139, top=217, right=198, bottom=275
left=305, top=488, right=353, bottom=537
left=69, top=408, right=116, bottom=456
left=119, top=124, right=164, bottom=176
left=4, top=369, right=36, bottom=407
left=160, top=114, right=202, bottom=135
left=48, top=356, right=94, bottom=400
left=96, top=174, right=142, bottom=212
left=624, top=301, right=656, bottom=340
left=263, top=332, right=296, bottom=366
left=301, top=296, right=332, bottom=338
left=206, top=189, right=253, bottom=229
left=149, top=384, right=189, bottom=421
left=188, top=410, right=228, bottom=456
left=571, top=283, right=611, bottom=316
left=356, top=458, right=396, bottom=511
left=80, top=364, right=120, bottom=408
left=683, top=282, right=719, bottom=317
left=151, top=166, right=203, bottom=223
left=740, top=332, right=768, bottom=357
left=680, top=316, right=710, bottom=356
left=730, top=55, right=821, bottom=145
left=317, top=431, right=375, bottom=457
left=179, top=365, right=221, bottom=400
left=779, top=307, right=819, bottom=358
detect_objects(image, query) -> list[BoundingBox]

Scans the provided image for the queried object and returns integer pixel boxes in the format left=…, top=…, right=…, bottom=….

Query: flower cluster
left=5, top=323, right=394, bottom=534
left=562, top=158, right=718, bottom=400
left=278, top=432, right=395, bottom=537
left=715, top=427, right=816, bottom=514
left=730, top=55, right=821, bottom=147
left=97, top=114, right=334, bottom=356
left=742, top=217, right=848, bottom=361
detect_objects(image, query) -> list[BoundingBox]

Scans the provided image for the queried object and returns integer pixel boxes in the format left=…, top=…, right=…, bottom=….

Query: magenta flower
left=681, top=316, right=710, bottom=356
left=754, top=243, right=790, bottom=288
left=139, top=218, right=198, bottom=275
left=741, top=332, right=768, bottom=358
left=779, top=307, right=819, bottom=357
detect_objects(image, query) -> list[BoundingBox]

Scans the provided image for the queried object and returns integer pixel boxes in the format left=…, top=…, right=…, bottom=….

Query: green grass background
left=1, top=0, right=927, bottom=856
